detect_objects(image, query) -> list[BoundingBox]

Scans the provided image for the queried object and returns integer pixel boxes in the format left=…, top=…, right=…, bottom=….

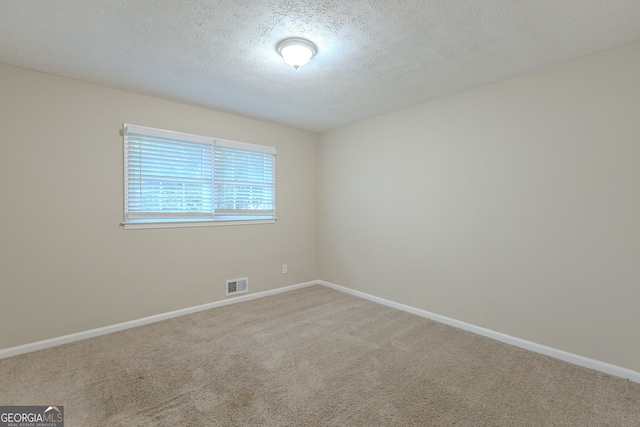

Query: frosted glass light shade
left=277, top=38, right=317, bottom=69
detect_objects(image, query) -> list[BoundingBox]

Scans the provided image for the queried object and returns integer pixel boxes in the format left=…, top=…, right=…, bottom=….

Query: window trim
left=122, top=218, right=275, bottom=230
left=122, top=124, right=277, bottom=229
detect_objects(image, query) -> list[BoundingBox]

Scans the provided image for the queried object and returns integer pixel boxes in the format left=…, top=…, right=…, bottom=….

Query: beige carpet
left=1, top=285, right=639, bottom=426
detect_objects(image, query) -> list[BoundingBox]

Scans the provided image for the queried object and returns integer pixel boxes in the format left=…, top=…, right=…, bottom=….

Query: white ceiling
left=1, top=1, right=640, bottom=132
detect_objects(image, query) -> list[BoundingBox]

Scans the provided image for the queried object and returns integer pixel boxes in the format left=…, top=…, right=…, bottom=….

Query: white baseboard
left=3, top=278, right=639, bottom=384
left=317, top=280, right=640, bottom=384
left=0, top=280, right=317, bottom=360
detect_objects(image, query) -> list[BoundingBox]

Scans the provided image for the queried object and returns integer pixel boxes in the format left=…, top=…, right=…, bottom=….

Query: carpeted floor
left=1, top=285, right=639, bottom=426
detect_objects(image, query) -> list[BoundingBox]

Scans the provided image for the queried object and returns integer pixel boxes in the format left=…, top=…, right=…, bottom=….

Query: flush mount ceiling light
left=276, top=37, right=317, bottom=69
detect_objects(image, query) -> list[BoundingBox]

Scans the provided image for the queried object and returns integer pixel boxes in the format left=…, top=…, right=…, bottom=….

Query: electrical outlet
left=282, top=264, right=288, bottom=274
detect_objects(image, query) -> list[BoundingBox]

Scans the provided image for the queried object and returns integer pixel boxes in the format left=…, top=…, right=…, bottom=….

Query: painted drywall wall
left=317, top=40, right=640, bottom=372
left=0, top=63, right=318, bottom=349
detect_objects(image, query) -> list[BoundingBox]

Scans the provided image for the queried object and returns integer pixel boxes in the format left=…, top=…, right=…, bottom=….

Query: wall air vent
left=226, top=277, right=248, bottom=296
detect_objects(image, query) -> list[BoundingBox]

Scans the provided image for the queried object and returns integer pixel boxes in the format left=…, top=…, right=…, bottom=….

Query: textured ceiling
left=1, top=1, right=640, bottom=132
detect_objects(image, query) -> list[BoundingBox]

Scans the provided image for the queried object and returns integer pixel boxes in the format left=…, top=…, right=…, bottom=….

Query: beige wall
left=0, top=64, right=318, bottom=349
left=318, top=40, right=640, bottom=372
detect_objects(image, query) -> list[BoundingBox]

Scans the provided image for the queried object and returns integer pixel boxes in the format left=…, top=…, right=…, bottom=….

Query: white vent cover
left=226, top=277, right=248, bottom=296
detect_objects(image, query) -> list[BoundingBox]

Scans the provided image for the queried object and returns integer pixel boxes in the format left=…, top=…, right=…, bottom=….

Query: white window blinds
left=213, top=143, right=275, bottom=216
left=125, top=131, right=214, bottom=220
left=123, top=124, right=276, bottom=226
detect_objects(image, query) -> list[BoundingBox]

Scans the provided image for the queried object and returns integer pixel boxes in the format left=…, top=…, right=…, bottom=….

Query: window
left=123, top=124, right=276, bottom=229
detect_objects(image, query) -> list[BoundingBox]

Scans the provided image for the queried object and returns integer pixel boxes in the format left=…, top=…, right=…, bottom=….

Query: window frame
left=122, top=124, right=276, bottom=230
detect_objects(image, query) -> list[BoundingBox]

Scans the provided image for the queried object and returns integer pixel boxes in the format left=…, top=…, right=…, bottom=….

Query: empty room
left=1, top=1, right=639, bottom=425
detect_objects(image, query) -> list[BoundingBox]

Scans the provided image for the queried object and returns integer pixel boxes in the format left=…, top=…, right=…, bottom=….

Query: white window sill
left=122, top=218, right=276, bottom=230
